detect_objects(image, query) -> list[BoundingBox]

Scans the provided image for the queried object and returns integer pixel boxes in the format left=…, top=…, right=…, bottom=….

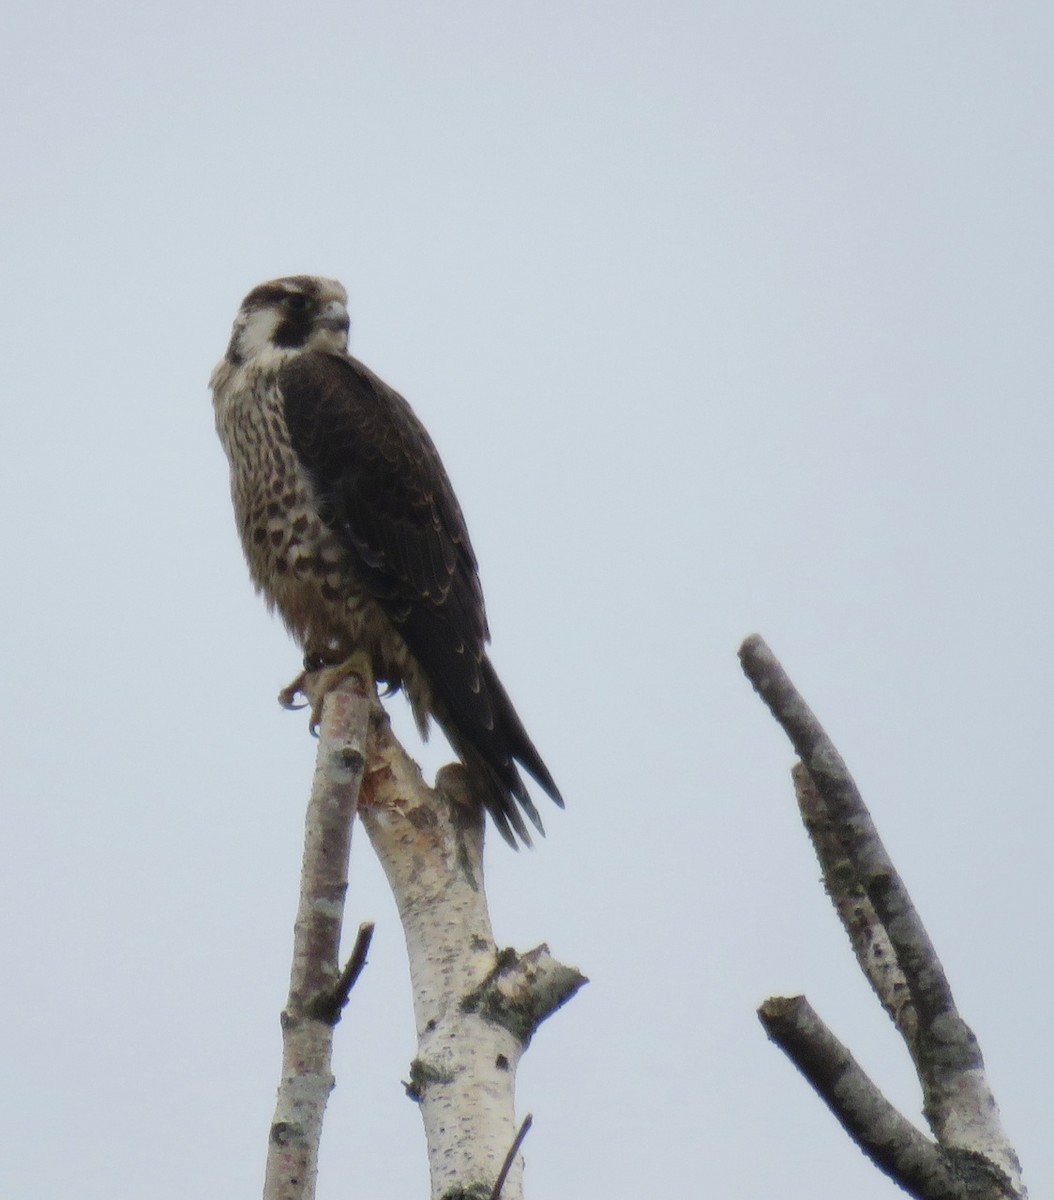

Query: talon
left=278, top=672, right=309, bottom=710
left=286, top=651, right=376, bottom=736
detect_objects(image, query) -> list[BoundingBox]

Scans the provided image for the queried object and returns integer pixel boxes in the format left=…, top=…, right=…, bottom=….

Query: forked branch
left=261, top=677, right=582, bottom=1200
left=739, top=634, right=1025, bottom=1200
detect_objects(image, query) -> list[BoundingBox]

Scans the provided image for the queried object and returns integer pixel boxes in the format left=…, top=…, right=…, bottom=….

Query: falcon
left=211, top=275, right=562, bottom=846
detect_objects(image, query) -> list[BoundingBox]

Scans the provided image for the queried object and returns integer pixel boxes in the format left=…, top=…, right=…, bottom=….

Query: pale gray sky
left=2, top=3, right=1052, bottom=1197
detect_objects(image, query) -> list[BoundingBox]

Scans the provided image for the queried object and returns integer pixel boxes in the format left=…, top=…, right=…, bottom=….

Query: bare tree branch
left=262, top=676, right=372, bottom=1200
left=358, top=709, right=586, bottom=1200
left=791, top=764, right=918, bottom=1057
left=489, top=1114, right=534, bottom=1200
left=740, top=634, right=1024, bottom=1200
left=310, top=921, right=375, bottom=1026
left=758, top=995, right=960, bottom=1197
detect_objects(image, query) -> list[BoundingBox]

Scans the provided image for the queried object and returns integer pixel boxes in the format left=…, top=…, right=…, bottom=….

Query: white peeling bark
left=262, top=677, right=371, bottom=1200
left=359, top=711, right=586, bottom=1200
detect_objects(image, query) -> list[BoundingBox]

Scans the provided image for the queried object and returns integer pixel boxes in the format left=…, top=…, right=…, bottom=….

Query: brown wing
left=279, top=351, right=562, bottom=845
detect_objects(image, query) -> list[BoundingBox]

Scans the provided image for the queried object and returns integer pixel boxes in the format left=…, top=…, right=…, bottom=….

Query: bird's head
left=224, top=276, right=350, bottom=366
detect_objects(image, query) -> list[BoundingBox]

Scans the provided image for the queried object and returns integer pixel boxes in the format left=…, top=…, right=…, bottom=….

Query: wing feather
left=279, top=351, right=560, bottom=844
left=281, top=352, right=485, bottom=632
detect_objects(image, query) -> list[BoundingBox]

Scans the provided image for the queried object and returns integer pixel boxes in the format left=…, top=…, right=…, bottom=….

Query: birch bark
left=359, top=712, right=585, bottom=1200
left=262, top=678, right=370, bottom=1200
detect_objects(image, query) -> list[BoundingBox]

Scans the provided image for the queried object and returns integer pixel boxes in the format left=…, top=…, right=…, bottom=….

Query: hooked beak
left=317, top=298, right=350, bottom=335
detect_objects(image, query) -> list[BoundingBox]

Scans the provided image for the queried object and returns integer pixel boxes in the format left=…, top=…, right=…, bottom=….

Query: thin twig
left=311, top=921, right=376, bottom=1025
left=489, top=1114, right=534, bottom=1200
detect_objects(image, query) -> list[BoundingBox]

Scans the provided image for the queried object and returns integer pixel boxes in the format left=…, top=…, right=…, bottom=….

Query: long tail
left=438, top=656, right=563, bottom=848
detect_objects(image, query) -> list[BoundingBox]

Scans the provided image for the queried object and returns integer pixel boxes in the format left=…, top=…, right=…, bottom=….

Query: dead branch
left=489, top=1114, right=535, bottom=1200
left=262, top=675, right=372, bottom=1200
left=310, top=921, right=375, bottom=1025
left=758, top=995, right=958, bottom=1196
left=740, top=634, right=1025, bottom=1200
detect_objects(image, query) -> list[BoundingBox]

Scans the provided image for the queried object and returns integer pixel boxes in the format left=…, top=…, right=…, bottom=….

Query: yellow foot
left=278, top=651, right=375, bottom=736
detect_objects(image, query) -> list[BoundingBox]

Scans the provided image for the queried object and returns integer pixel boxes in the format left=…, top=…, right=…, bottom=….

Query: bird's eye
left=285, top=294, right=309, bottom=312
